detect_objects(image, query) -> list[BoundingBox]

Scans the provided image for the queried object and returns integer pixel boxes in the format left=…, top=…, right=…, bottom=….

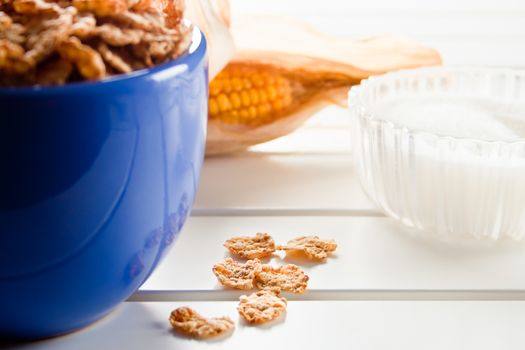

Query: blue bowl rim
left=0, top=26, right=206, bottom=96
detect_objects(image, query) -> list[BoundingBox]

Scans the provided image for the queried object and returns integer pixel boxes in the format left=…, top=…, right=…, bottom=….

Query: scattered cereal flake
left=169, top=307, right=235, bottom=339
left=212, top=257, right=262, bottom=290
left=224, top=232, right=276, bottom=260
left=72, top=0, right=128, bottom=17
left=98, top=42, right=132, bottom=73
left=255, top=264, right=309, bottom=294
left=35, top=57, right=73, bottom=85
left=278, top=236, right=337, bottom=261
left=57, top=36, right=106, bottom=80
left=237, top=290, right=287, bottom=324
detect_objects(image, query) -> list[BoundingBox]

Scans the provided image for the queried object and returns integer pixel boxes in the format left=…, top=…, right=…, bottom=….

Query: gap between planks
left=129, top=290, right=525, bottom=302
left=190, top=208, right=385, bottom=217
left=206, top=150, right=353, bottom=158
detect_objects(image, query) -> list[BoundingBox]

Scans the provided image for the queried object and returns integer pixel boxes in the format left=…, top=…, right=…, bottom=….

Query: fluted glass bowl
left=349, top=67, right=525, bottom=241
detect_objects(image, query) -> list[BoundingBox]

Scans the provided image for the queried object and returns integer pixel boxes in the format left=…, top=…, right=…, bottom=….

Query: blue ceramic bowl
left=0, top=28, right=207, bottom=339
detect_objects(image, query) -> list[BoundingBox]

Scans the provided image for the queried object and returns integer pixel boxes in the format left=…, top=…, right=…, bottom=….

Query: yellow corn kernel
left=209, top=98, right=219, bottom=116
left=272, top=99, right=283, bottom=111
left=259, top=90, right=268, bottom=104
left=257, top=103, right=270, bottom=117
left=243, top=78, right=252, bottom=90
left=209, top=80, right=222, bottom=96
left=217, top=94, right=231, bottom=112
left=230, top=92, right=241, bottom=109
left=240, top=90, right=251, bottom=107
left=208, top=63, right=296, bottom=126
left=265, top=75, right=276, bottom=86
left=232, top=77, right=243, bottom=92
left=251, top=74, right=264, bottom=88
left=267, top=86, right=277, bottom=101
left=240, top=109, right=250, bottom=120
left=276, top=76, right=287, bottom=86
left=249, top=89, right=259, bottom=105
left=248, top=106, right=257, bottom=119
left=221, top=79, right=232, bottom=94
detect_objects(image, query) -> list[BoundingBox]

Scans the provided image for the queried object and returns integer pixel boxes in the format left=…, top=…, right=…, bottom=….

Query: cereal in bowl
left=0, top=0, right=191, bottom=86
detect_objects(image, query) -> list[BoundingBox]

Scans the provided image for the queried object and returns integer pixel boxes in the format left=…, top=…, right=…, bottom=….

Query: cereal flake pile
left=170, top=232, right=337, bottom=339
left=0, top=0, right=191, bottom=86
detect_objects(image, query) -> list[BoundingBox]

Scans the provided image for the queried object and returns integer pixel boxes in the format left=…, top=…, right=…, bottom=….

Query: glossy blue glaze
left=0, top=29, right=207, bottom=339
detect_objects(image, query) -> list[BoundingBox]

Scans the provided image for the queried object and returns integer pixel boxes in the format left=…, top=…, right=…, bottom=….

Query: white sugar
left=375, top=97, right=523, bottom=141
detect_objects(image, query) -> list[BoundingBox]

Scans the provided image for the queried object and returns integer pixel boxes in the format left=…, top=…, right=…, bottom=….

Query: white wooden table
left=6, top=1, right=525, bottom=349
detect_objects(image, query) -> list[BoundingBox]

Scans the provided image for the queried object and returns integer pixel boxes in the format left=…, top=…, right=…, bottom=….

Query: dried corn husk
left=206, top=15, right=442, bottom=155
left=185, top=0, right=234, bottom=78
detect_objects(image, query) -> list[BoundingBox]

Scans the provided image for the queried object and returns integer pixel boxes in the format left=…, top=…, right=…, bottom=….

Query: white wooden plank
left=248, top=106, right=352, bottom=154
left=275, top=12, right=525, bottom=40
left=141, top=216, right=525, bottom=292
left=249, top=127, right=351, bottom=154
left=289, top=15, right=525, bottom=67
left=229, top=4, right=525, bottom=68
left=230, top=2, right=525, bottom=44
left=194, top=154, right=374, bottom=210
left=11, top=301, right=525, bottom=350
left=427, top=38, right=525, bottom=67
left=231, top=0, right=525, bottom=14
left=301, top=105, right=352, bottom=128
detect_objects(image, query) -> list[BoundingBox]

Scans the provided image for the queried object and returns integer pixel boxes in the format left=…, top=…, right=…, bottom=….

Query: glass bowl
left=348, top=67, right=525, bottom=241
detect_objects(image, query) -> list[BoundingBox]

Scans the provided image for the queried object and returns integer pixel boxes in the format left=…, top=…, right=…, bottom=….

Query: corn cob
left=209, top=63, right=294, bottom=127
left=208, top=61, right=358, bottom=129
left=205, top=13, right=442, bottom=155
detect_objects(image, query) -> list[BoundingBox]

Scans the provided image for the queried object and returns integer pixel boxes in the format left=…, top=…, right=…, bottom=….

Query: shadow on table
left=0, top=303, right=175, bottom=350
